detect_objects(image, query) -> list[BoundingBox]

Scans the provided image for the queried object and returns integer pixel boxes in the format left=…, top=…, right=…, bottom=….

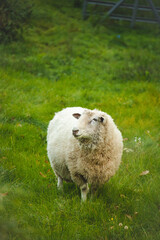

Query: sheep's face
left=72, top=110, right=105, bottom=145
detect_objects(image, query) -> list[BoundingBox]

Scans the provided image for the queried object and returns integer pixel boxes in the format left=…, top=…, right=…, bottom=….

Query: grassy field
left=0, top=0, right=160, bottom=239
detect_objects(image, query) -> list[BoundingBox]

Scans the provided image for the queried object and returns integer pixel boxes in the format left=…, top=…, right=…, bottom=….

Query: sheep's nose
left=72, top=128, right=79, bottom=136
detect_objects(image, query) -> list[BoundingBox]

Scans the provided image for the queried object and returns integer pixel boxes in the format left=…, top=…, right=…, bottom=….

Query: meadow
left=0, top=0, right=160, bottom=239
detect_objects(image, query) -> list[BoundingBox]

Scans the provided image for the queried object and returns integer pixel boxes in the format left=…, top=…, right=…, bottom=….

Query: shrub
left=0, top=0, right=32, bottom=43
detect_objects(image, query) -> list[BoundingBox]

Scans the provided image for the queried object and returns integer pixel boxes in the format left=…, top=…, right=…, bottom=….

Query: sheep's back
left=47, top=107, right=84, bottom=177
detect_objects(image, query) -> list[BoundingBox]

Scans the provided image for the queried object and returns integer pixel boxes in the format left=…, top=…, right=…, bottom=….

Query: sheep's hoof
left=57, top=177, right=63, bottom=190
left=80, top=183, right=89, bottom=202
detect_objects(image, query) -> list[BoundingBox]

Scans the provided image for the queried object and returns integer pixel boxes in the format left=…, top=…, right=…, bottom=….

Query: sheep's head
left=72, top=110, right=106, bottom=146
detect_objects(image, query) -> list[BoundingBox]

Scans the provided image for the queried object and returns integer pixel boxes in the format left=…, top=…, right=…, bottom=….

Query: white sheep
left=47, top=107, right=123, bottom=201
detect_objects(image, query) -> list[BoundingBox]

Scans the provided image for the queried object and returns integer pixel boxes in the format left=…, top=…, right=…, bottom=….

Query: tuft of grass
left=0, top=0, right=160, bottom=239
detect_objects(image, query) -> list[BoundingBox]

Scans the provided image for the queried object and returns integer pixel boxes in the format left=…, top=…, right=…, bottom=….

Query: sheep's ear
left=98, top=116, right=104, bottom=123
left=73, top=113, right=81, bottom=119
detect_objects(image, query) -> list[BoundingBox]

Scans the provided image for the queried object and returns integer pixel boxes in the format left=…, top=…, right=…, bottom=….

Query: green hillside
left=0, top=1, right=160, bottom=239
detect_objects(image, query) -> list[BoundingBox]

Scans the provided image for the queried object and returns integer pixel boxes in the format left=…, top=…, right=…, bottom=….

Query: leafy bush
left=74, top=0, right=83, bottom=8
left=0, top=0, right=32, bottom=43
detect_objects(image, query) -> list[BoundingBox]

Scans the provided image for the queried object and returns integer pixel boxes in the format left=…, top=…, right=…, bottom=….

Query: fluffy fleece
left=47, top=107, right=123, bottom=201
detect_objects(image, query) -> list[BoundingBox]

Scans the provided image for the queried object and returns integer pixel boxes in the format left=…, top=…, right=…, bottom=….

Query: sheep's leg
left=91, top=184, right=98, bottom=199
left=80, top=183, right=89, bottom=202
left=71, top=173, right=89, bottom=201
left=57, top=176, right=63, bottom=190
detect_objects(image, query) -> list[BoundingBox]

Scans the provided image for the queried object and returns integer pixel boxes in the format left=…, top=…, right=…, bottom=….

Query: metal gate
left=82, top=0, right=160, bottom=27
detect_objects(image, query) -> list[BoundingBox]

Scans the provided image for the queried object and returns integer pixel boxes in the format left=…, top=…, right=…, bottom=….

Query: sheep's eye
left=89, top=118, right=98, bottom=124
left=93, top=118, right=98, bottom=122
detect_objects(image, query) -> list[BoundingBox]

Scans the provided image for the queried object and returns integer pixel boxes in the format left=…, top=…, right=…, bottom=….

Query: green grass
left=0, top=0, right=160, bottom=239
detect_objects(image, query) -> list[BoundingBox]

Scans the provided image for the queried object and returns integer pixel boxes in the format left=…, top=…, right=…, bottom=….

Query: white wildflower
left=135, top=137, right=142, bottom=145
left=123, top=148, right=134, bottom=153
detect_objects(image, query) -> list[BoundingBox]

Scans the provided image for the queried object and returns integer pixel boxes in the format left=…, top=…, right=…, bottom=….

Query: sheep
left=47, top=107, right=123, bottom=201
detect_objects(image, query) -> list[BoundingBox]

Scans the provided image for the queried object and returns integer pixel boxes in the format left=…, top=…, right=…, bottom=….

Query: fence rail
left=82, top=0, right=160, bottom=27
